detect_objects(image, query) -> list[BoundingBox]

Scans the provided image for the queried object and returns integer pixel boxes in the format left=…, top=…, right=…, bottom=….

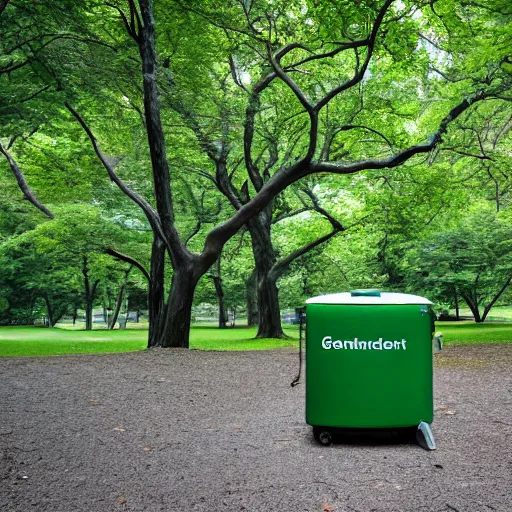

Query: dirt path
left=1, top=344, right=511, bottom=512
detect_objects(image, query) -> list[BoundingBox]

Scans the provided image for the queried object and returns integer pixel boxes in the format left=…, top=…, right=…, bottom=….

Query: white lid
left=306, top=291, right=433, bottom=305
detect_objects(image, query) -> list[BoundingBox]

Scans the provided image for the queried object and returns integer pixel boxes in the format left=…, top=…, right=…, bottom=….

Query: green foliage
left=404, top=208, right=512, bottom=320
left=0, top=205, right=142, bottom=325
left=1, top=0, right=511, bottom=335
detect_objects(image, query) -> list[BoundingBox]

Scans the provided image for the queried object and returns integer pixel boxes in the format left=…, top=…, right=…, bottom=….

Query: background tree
left=404, top=208, right=512, bottom=322
left=0, top=206, right=141, bottom=328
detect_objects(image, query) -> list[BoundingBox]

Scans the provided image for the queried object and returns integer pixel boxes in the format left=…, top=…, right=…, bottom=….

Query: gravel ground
left=1, top=344, right=511, bottom=512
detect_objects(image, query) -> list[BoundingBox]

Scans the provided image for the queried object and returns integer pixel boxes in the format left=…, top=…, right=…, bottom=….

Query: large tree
left=66, top=0, right=511, bottom=347
left=2, top=0, right=510, bottom=347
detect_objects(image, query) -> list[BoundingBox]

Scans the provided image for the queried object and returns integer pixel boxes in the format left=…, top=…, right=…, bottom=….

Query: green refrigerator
left=305, top=289, right=436, bottom=449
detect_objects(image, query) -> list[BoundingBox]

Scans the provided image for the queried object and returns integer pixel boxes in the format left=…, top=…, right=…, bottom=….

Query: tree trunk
left=52, top=311, right=66, bottom=327
left=43, top=293, right=53, bottom=328
left=109, top=267, right=131, bottom=329
left=85, top=300, right=93, bottom=330
left=148, top=236, right=166, bottom=346
left=43, top=300, right=67, bottom=328
left=27, top=296, right=36, bottom=325
left=82, top=256, right=99, bottom=331
left=256, top=273, right=283, bottom=337
left=119, top=299, right=129, bottom=329
left=109, top=285, right=125, bottom=329
left=211, top=258, right=227, bottom=328
left=247, top=219, right=285, bottom=338
left=149, top=266, right=199, bottom=348
left=481, top=275, right=512, bottom=322
left=165, top=269, right=198, bottom=347
left=246, top=270, right=259, bottom=327
left=212, top=275, right=227, bottom=328
left=454, top=292, right=460, bottom=321
left=83, top=256, right=92, bottom=330
left=462, top=293, right=482, bottom=323
left=119, top=314, right=128, bottom=329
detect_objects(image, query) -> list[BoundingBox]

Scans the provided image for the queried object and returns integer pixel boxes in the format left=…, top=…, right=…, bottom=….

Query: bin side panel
left=305, top=304, right=433, bottom=428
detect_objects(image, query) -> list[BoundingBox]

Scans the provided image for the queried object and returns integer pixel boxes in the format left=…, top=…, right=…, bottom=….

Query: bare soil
left=1, top=344, right=511, bottom=512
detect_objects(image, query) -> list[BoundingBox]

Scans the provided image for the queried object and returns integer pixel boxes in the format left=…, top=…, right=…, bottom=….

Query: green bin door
left=306, top=299, right=433, bottom=428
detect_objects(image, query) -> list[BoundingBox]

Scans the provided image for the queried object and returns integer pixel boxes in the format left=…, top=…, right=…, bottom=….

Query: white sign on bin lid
left=306, top=289, right=433, bottom=305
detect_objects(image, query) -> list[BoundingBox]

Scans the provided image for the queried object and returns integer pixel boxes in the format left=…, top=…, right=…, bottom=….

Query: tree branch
left=0, top=34, right=124, bottom=75
left=337, top=124, right=394, bottom=150
left=430, top=66, right=465, bottom=83
left=137, top=0, right=196, bottom=271
left=482, top=275, right=512, bottom=322
left=314, top=0, right=393, bottom=111
left=269, top=229, right=340, bottom=282
left=268, top=185, right=352, bottom=280
left=0, top=142, right=54, bottom=218
left=91, top=279, right=101, bottom=300
left=105, top=2, right=140, bottom=42
left=418, top=32, right=448, bottom=52
left=199, top=91, right=489, bottom=269
left=269, top=43, right=314, bottom=113
left=216, top=160, right=243, bottom=209
left=0, top=0, right=10, bottom=15
left=64, top=102, right=171, bottom=250
left=244, top=90, right=265, bottom=191
left=162, top=77, right=221, bottom=161
left=187, top=167, right=217, bottom=184
left=271, top=206, right=313, bottom=225
left=184, top=222, right=202, bottom=247
left=441, top=147, right=493, bottom=160
left=229, top=55, right=249, bottom=93
left=269, top=45, right=319, bottom=162
left=5, top=33, right=121, bottom=56
left=302, top=187, right=344, bottom=231
left=492, top=116, right=512, bottom=148
left=241, top=71, right=302, bottom=190
left=311, top=91, right=489, bottom=175
left=174, top=0, right=267, bottom=43
left=6, top=85, right=52, bottom=108
left=105, top=248, right=151, bottom=284
left=290, top=39, right=370, bottom=68
left=128, top=0, right=143, bottom=37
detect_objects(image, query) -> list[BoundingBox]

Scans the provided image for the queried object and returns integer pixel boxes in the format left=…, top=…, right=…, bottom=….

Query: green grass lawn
left=436, top=321, right=512, bottom=345
left=449, top=305, right=512, bottom=321
left=0, top=325, right=300, bottom=357
left=1, top=320, right=511, bottom=358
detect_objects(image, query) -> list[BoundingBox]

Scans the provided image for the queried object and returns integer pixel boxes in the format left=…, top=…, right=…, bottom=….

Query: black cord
left=291, top=311, right=305, bottom=387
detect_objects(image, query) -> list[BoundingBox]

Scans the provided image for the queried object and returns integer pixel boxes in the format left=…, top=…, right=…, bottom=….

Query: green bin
left=305, top=289, right=437, bottom=449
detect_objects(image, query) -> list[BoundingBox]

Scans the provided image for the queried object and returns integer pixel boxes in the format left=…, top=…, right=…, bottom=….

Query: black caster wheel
left=314, top=428, right=333, bottom=446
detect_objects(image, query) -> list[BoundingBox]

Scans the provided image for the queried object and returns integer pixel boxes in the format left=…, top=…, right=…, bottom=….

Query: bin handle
left=433, top=331, right=443, bottom=352
left=350, top=289, right=381, bottom=297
